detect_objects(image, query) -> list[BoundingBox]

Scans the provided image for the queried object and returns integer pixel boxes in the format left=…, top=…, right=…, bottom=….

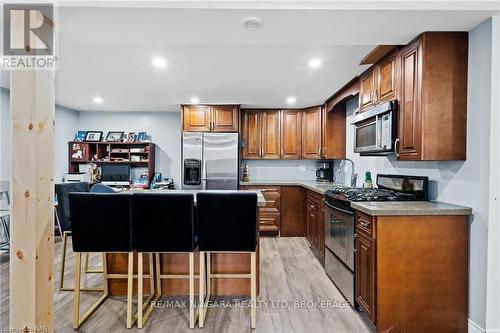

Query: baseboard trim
left=469, top=319, right=485, bottom=333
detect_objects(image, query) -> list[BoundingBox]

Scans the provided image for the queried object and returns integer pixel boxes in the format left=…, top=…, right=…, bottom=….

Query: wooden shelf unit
left=68, top=141, right=156, bottom=184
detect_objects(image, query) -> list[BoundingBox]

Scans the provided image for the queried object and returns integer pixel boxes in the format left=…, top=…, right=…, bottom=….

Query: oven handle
left=324, top=199, right=354, bottom=215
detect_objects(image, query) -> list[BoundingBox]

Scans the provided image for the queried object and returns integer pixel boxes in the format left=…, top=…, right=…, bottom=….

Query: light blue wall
left=77, top=111, right=181, bottom=187
left=0, top=87, right=80, bottom=182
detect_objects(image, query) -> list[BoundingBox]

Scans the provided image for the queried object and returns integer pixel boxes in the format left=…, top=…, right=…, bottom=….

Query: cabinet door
left=359, top=70, right=376, bottom=111
left=377, top=51, right=398, bottom=103
left=280, top=110, right=302, bottom=159
left=182, top=105, right=211, bottom=131
left=261, top=110, right=281, bottom=159
left=322, top=105, right=346, bottom=159
left=212, top=105, right=239, bottom=132
left=306, top=200, right=315, bottom=246
left=241, top=110, right=261, bottom=159
left=398, top=39, right=422, bottom=160
left=355, top=234, right=375, bottom=322
left=302, top=106, right=322, bottom=159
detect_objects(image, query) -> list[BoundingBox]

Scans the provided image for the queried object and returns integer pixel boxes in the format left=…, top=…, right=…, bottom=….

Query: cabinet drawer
left=307, top=190, right=323, bottom=207
left=260, top=212, right=280, bottom=235
left=244, top=186, right=281, bottom=211
left=356, top=211, right=374, bottom=237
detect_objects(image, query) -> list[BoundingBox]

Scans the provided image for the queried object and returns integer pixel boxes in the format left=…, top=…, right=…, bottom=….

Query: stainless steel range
left=323, top=174, right=428, bottom=306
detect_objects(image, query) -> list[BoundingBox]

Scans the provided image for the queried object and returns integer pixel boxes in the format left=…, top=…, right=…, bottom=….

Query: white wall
left=0, top=88, right=79, bottom=183
left=486, top=15, right=500, bottom=333
left=77, top=111, right=181, bottom=187
left=242, top=159, right=317, bottom=181
left=335, top=19, right=493, bottom=328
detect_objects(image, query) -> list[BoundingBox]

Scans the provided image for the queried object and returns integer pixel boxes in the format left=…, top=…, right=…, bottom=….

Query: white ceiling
left=1, top=2, right=499, bottom=111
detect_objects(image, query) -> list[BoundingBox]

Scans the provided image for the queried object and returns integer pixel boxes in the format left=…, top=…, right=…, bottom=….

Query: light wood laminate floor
left=0, top=237, right=369, bottom=333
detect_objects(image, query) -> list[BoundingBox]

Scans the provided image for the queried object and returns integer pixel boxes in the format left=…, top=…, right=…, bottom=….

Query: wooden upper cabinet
left=359, top=69, right=376, bottom=111
left=261, top=110, right=281, bottom=159
left=241, top=110, right=261, bottom=159
left=397, top=32, right=467, bottom=161
left=376, top=51, right=398, bottom=103
left=212, top=105, right=239, bottom=132
left=182, top=105, right=211, bottom=132
left=182, top=105, right=239, bottom=132
left=281, top=110, right=302, bottom=159
left=322, top=104, right=346, bottom=159
left=302, top=106, right=322, bottom=159
left=398, top=39, right=422, bottom=160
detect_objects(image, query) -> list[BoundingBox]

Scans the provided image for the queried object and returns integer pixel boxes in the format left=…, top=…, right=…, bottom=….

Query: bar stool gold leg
left=189, top=252, right=195, bottom=328
left=199, top=251, right=205, bottom=328
left=126, top=252, right=134, bottom=329
left=73, top=252, right=82, bottom=329
left=59, top=231, right=69, bottom=290
left=138, top=252, right=144, bottom=328
left=251, top=252, right=256, bottom=329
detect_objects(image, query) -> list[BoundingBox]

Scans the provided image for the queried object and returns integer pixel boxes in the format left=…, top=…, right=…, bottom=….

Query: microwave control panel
left=380, top=113, right=392, bottom=149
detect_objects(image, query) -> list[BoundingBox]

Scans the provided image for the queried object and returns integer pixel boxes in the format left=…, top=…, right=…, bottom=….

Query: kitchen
left=0, top=2, right=499, bottom=333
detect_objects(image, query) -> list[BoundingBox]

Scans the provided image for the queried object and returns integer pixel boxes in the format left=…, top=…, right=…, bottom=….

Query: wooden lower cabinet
left=280, top=186, right=306, bottom=237
left=306, top=190, right=325, bottom=264
left=240, top=185, right=281, bottom=236
left=354, top=210, right=469, bottom=332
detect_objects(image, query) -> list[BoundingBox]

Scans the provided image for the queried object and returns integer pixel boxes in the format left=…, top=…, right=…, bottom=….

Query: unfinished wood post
left=9, top=68, right=55, bottom=330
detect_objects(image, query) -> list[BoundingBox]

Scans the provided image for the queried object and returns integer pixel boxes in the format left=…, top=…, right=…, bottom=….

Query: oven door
left=324, top=201, right=354, bottom=271
left=353, top=117, right=379, bottom=154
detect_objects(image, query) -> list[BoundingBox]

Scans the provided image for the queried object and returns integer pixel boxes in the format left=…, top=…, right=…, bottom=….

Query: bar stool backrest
left=196, top=192, right=258, bottom=252
left=132, top=193, right=195, bottom=252
left=90, top=183, right=116, bottom=193
left=55, top=182, right=90, bottom=232
left=69, top=193, right=133, bottom=253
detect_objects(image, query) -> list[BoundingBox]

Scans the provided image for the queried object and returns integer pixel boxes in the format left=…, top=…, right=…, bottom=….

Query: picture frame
left=137, top=131, right=147, bottom=142
left=75, top=131, right=87, bottom=142
left=105, top=131, right=124, bottom=142
left=127, top=132, right=137, bottom=142
left=85, top=131, right=103, bottom=142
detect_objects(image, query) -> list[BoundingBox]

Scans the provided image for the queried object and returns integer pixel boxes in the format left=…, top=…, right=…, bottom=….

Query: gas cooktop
left=326, top=174, right=429, bottom=203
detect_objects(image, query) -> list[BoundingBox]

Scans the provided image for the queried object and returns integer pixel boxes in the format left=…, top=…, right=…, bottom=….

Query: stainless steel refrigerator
left=181, top=132, right=239, bottom=190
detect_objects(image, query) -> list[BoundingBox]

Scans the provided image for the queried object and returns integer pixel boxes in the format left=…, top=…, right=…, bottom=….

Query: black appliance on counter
left=323, top=174, right=428, bottom=306
left=316, top=161, right=333, bottom=182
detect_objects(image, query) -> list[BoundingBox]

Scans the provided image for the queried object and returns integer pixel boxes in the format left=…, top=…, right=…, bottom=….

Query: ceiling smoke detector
left=243, top=17, right=263, bottom=30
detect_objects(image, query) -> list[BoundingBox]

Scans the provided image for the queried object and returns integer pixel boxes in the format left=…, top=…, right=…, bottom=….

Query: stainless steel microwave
left=351, top=100, right=397, bottom=155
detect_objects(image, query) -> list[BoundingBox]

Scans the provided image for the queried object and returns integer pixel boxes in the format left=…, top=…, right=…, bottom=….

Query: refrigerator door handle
left=202, top=160, right=207, bottom=180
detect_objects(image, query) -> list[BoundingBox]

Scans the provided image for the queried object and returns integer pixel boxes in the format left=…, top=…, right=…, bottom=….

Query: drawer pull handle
left=360, top=222, right=370, bottom=228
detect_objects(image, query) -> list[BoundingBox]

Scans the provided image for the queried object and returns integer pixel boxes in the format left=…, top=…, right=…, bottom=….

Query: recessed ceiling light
left=190, top=97, right=199, bottom=104
left=152, top=57, right=167, bottom=69
left=287, top=97, right=296, bottom=105
left=309, top=58, right=322, bottom=69
left=242, top=17, right=263, bottom=30
left=93, top=96, right=103, bottom=104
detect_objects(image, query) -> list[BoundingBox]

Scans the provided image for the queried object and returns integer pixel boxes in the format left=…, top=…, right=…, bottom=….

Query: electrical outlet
left=299, top=165, right=306, bottom=171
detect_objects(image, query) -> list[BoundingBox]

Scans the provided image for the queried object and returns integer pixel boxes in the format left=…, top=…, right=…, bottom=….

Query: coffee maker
left=316, top=161, right=333, bottom=182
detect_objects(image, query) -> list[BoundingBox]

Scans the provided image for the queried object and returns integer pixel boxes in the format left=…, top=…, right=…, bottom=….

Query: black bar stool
left=69, top=192, right=136, bottom=329
left=55, top=182, right=100, bottom=292
left=132, top=193, right=198, bottom=328
left=196, top=192, right=258, bottom=329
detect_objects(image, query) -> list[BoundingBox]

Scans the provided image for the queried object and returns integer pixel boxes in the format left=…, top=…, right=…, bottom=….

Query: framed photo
left=85, top=131, right=103, bottom=142
left=105, top=131, right=124, bottom=142
left=75, top=131, right=87, bottom=142
left=127, top=132, right=137, bottom=142
left=137, top=132, right=147, bottom=142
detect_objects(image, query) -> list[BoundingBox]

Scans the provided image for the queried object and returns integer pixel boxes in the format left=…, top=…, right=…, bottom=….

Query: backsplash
left=241, top=160, right=318, bottom=181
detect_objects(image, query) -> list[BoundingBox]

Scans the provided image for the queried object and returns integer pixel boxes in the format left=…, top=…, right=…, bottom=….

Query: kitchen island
left=106, top=190, right=265, bottom=297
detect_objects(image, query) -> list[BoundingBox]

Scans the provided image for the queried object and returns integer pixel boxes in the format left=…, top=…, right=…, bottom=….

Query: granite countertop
left=239, top=180, right=340, bottom=195
left=123, top=189, right=266, bottom=207
left=351, top=201, right=472, bottom=216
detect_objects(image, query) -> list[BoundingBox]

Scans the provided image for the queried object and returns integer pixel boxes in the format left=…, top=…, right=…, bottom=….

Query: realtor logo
left=2, top=3, right=56, bottom=69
